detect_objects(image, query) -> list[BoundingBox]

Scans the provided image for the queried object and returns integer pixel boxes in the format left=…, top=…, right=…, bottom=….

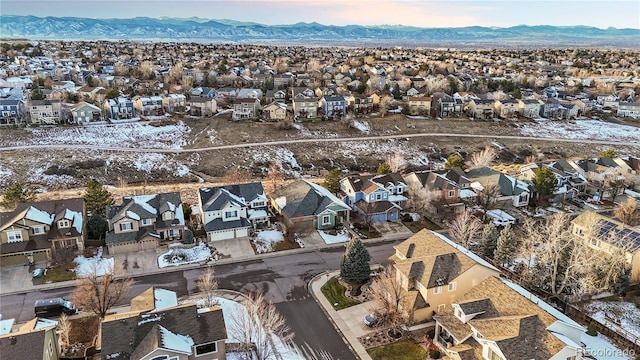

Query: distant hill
left=1, top=15, right=638, bottom=48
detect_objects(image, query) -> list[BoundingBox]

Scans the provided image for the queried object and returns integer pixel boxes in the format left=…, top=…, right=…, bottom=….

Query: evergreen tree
left=83, top=179, right=114, bottom=217
left=598, top=149, right=616, bottom=158
left=322, top=168, right=344, bottom=194
left=532, top=166, right=558, bottom=198
left=0, top=182, right=36, bottom=208
left=30, top=87, right=45, bottom=100
left=105, top=88, right=120, bottom=99
left=340, top=237, right=371, bottom=284
left=377, top=162, right=391, bottom=174
left=87, top=213, right=108, bottom=240
left=494, top=224, right=516, bottom=267
left=445, top=155, right=465, bottom=169
left=480, top=223, right=499, bottom=259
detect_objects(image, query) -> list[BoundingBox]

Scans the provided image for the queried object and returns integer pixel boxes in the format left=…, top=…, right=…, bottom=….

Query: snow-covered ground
left=336, top=139, right=442, bottom=168
left=74, top=248, right=114, bottom=277
left=252, top=229, right=285, bottom=254
left=318, top=229, right=351, bottom=244
left=519, top=119, right=640, bottom=143
left=158, top=242, right=211, bottom=268
left=252, top=147, right=302, bottom=177
left=7, top=121, right=191, bottom=149
left=351, top=120, right=370, bottom=133
left=585, top=300, right=640, bottom=341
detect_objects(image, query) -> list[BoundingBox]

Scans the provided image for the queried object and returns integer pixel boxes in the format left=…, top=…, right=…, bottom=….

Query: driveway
left=373, top=221, right=413, bottom=237
left=336, top=301, right=376, bottom=338
left=213, top=237, right=255, bottom=258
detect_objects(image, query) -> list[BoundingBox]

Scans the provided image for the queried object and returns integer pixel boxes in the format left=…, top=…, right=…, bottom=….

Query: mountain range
left=1, top=15, right=639, bottom=48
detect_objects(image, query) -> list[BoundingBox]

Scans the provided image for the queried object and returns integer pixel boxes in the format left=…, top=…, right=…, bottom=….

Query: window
left=7, top=231, right=23, bottom=243
left=488, top=348, right=503, bottom=360
left=253, top=201, right=265, bottom=207
left=33, top=226, right=45, bottom=235
left=141, top=218, right=152, bottom=226
left=150, top=356, right=168, bottom=360
left=448, top=190, right=455, bottom=198
left=590, top=238, right=600, bottom=248
left=455, top=308, right=462, bottom=318
left=224, top=210, right=238, bottom=218
left=163, top=212, right=174, bottom=220
left=375, top=193, right=382, bottom=201
left=321, top=215, right=331, bottom=225
left=433, top=286, right=442, bottom=294
left=168, top=229, right=179, bottom=237
left=195, top=341, right=218, bottom=356
left=448, top=282, right=457, bottom=292
left=119, top=222, right=133, bottom=231
left=58, top=219, right=71, bottom=228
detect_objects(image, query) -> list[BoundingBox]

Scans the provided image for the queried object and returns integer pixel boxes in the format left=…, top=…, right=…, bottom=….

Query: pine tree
left=323, top=168, right=344, bottom=194
left=0, top=182, right=36, bottom=209
left=84, top=179, right=114, bottom=217
left=87, top=213, right=108, bottom=240
left=480, top=223, right=499, bottom=259
left=493, top=224, right=516, bottom=267
left=377, top=162, right=391, bottom=174
left=532, top=166, right=558, bottom=198
left=340, top=237, right=371, bottom=284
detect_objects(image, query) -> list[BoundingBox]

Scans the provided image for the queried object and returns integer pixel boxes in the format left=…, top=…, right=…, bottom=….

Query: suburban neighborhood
left=1, top=37, right=640, bottom=360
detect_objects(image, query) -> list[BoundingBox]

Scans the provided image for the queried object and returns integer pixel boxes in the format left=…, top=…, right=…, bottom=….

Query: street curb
left=1, top=232, right=409, bottom=296
left=308, top=271, right=364, bottom=360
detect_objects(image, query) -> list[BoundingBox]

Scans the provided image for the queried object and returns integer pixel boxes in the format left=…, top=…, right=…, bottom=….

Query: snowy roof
left=158, top=325, right=194, bottom=354
left=0, top=319, right=15, bottom=335
left=24, top=206, right=54, bottom=225
left=153, top=288, right=178, bottom=312
left=459, top=189, right=477, bottom=198
left=131, top=194, right=159, bottom=215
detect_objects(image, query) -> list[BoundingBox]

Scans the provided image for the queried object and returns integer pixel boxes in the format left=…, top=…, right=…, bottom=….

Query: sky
left=2, top=0, right=640, bottom=29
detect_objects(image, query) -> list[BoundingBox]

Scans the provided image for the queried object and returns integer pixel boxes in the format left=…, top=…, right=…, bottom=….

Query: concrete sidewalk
left=309, top=271, right=373, bottom=360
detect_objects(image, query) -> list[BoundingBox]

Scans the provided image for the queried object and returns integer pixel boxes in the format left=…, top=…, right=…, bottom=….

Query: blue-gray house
left=320, top=96, right=346, bottom=117
left=104, top=97, right=135, bottom=120
left=0, top=99, right=26, bottom=125
left=340, top=173, right=407, bottom=222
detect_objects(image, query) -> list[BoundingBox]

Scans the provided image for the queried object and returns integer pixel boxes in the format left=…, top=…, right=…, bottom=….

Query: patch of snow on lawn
left=253, top=229, right=285, bottom=254
left=0, top=164, right=12, bottom=184
left=74, top=251, right=115, bottom=277
left=252, top=147, right=301, bottom=177
left=14, top=121, right=191, bottom=149
left=128, top=152, right=191, bottom=177
left=335, top=139, right=443, bottom=169
left=318, top=229, right=351, bottom=244
left=158, top=242, right=211, bottom=268
left=402, top=212, right=420, bottom=221
left=351, top=120, right=370, bottom=133
left=519, top=119, right=640, bottom=144
left=585, top=300, right=640, bottom=340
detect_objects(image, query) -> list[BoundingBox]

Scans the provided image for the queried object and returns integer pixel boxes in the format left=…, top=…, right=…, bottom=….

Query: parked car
left=364, top=312, right=378, bottom=327
left=34, top=298, right=78, bottom=318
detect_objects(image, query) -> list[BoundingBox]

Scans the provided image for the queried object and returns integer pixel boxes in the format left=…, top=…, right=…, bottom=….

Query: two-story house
left=353, top=94, right=374, bottom=114
left=433, top=276, right=586, bottom=360
left=104, top=97, right=135, bottom=120
left=407, top=96, right=431, bottom=116
left=292, top=87, right=318, bottom=119
left=105, top=193, right=186, bottom=254
left=0, top=317, right=60, bottom=360
left=0, top=198, right=85, bottom=266
left=232, top=98, right=260, bottom=120
left=340, top=173, right=407, bottom=222
left=163, top=93, right=187, bottom=113
left=404, top=168, right=469, bottom=214
left=187, top=96, right=217, bottom=117
left=100, top=288, right=227, bottom=360
left=29, top=99, right=62, bottom=124
left=133, top=95, right=164, bottom=116
left=518, top=99, right=543, bottom=118
left=70, top=101, right=102, bottom=124
left=572, top=211, right=640, bottom=284
left=0, top=98, right=27, bottom=125
left=262, top=102, right=287, bottom=121
left=198, top=182, right=269, bottom=241
left=320, top=96, right=347, bottom=117
left=466, top=167, right=531, bottom=207
left=437, top=94, right=463, bottom=117
left=273, top=74, right=293, bottom=89
left=265, top=89, right=287, bottom=104
left=494, top=99, right=519, bottom=119
left=617, top=101, right=640, bottom=119
left=390, top=229, right=501, bottom=323
left=270, top=180, right=350, bottom=232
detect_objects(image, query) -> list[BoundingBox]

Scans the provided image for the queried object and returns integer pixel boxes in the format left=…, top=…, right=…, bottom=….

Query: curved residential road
left=0, top=133, right=637, bottom=153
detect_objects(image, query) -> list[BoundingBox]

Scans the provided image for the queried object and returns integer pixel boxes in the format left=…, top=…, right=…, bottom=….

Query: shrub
left=586, top=322, right=598, bottom=336
left=426, top=329, right=435, bottom=339
left=429, top=349, right=441, bottom=359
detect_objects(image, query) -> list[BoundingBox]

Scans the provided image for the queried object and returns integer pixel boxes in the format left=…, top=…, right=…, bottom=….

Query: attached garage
left=207, top=227, right=250, bottom=242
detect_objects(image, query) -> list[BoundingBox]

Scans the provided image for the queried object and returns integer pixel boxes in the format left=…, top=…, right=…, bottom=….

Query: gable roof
left=572, top=211, right=640, bottom=253
left=271, top=180, right=349, bottom=218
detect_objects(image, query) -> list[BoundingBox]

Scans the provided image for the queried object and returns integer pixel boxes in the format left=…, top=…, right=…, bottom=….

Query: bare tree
left=385, top=152, right=406, bottom=173
left=378, top=95, right=393, bottom=118
left=57, top=313, right=71, bottom=349
left=230, top=291, right=294, bottom=360
left=71, top=263, right=133, bottom=318
left=613, top=197, right=639, bottom=226
left=475, top=183, right=500, bottom=220
left=368, top=265, right=410, bottom=332
left=197, top=266, right=219, bottom=308
left=467, top=146, right=497, bottom=169
left=406, top=183, right=440, bottom=217
left=449, top=209, right=483, bottom=249
left=223, top=166, right=254, bottom=184
left=264, top=162, right=284, bottom=193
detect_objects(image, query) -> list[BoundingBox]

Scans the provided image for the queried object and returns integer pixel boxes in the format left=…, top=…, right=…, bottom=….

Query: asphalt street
left=0, top=239, right=401, bottom=360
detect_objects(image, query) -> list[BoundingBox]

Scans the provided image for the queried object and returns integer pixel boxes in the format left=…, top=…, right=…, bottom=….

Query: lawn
left=320, top=277, right=362, bottom=310
left=367, top=340, right=427, bottom=360
left=402, top=217, right=442, bottom=233
left=43, top=268, right=76, bottom=282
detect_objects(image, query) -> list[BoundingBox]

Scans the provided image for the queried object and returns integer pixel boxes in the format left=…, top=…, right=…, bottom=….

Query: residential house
left=319, top=96, right=346, bottom=117
left=273, top=74, right=293, bottom=88
left=494, top=99, right=519, bottom=119
left=572, top=211, right=640, bottom=283
left=187, top=96, right=217, bottom=117
left=232, top=98, right=260, bottom=120
left=518, top=99, right=543, bottom=118
left=519, top=163, right=582, bottom=202
left=237, top=88, right=263, bottom=100
left=77, top=85, right=103, bottom=100
left=51, top=80, right=75, bottom=92
left=216, top=87, right=239, bottom=100
left=133, top=95, right=164, bottom=116
left=163, top=93, right=187, bottom=113
left=466, top=167, right=531, bottom=207
left=407, top=97, right=431, bottom=116
left=437, top=94, right=463, bottom=117
left=270, top=180, right=350, bottom=231
left=70, top=102, right=102, bottom=124
left=29, top=99, right=62, bottom=124
left=198, top=182, right=269, bottom=241
left=433, top=276, right=586, bottom=360
left=390, top=229, right=501, bottom=323
left=617, top=102, right=640, bottom=119
left=105, top=193, right=186, bottom=254
left=597, top=93, right=620, bottom=109
left=466, top=99, right=494, bottom=120
left=544, top=159, right=589, bottom=194
left=265, top=89, right=287, bottom=104
left=0, top=317, right=60, bottom=360
left=574, top=157, right=628, bottom=200
left=0, top=198, right=85, bottom=266
left=404, top=168, right=470, bottom=214
left=262, top=101, right=287, bottom=121
left=340, top=173, right=407, bottom=222
left=0, top=98, right=26, bottom=125
left=191, top=87, right=216, bottom=98
left=104, top=97, right=135, bottom=120
left=99, top=288, right=227, bottom=360
left=353, top=94, right=374, bottom=114
left=251, top=73, right=271, bottom=88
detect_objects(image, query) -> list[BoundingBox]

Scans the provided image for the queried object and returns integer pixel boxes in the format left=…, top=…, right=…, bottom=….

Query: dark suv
left=34, top=298, right=78, bottom=318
